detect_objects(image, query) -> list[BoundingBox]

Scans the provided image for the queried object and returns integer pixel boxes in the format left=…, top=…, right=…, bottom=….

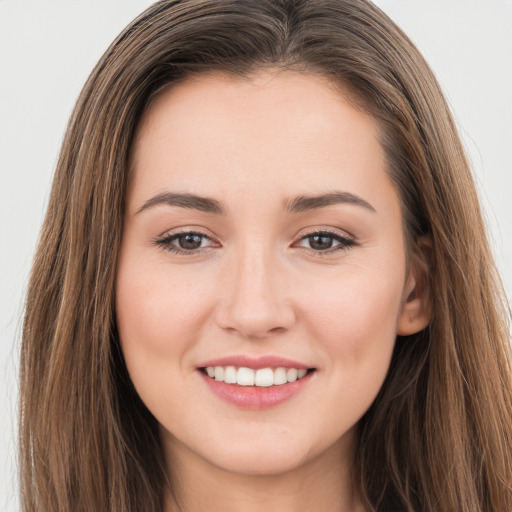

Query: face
left=116, top=69, right=427, bottom=478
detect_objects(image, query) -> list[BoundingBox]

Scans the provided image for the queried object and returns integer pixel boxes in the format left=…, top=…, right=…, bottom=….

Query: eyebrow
left=136, top=192, right=224, bottom=215
left=285, top=192, right=376, bottom=214
left=136, top=190, right=375, bottom=216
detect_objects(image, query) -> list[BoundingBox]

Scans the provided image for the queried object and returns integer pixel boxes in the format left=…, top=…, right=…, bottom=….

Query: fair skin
left=116, top=69, right=430, bottom=512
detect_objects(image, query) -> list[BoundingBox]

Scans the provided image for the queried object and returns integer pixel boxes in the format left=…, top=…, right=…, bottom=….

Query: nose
left=215, top=244, right=296, bottom=340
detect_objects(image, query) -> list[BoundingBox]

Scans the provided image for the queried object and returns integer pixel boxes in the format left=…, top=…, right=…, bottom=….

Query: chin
left=160, top=405, right=358, bottom=479
left=163, top=421, right=320, bottom=477
left=204, top=442, right=312, bottom=477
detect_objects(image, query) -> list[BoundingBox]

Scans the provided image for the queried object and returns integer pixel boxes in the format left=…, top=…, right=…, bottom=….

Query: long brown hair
left=20, top=1, right=512, bottom=511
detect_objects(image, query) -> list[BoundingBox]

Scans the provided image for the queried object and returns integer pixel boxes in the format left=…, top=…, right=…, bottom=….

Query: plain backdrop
left=1, top=1, right=511, bottom=510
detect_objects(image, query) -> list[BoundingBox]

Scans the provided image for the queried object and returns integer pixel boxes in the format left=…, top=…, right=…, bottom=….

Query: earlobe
left=397, top=237, right=432, bottom=336
left=396, top=278, right=431, bottom=335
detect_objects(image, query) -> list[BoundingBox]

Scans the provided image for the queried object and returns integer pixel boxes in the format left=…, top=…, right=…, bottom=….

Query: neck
left=162, top=432, right=366, bottom=512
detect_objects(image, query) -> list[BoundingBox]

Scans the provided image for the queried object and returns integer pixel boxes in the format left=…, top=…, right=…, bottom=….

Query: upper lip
left=197, top=355, right=313, bottom=370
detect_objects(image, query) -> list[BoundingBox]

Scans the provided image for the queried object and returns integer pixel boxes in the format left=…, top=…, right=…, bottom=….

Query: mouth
left=196, top=359, right=317, bottom=410
left=199, top=365, right=316, bottom=387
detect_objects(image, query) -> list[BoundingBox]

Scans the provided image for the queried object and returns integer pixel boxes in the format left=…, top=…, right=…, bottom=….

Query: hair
left=20, top=1, right=512, bottom=511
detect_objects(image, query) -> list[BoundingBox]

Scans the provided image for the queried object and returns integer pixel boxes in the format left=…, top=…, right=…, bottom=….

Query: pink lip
left=198, top=370, right=315, bottom=410
left=197, top=355, right=312, bottom=370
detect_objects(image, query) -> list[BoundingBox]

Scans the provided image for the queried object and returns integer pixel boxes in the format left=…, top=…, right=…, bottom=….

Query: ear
left=397, top=237, right=432, bottom=336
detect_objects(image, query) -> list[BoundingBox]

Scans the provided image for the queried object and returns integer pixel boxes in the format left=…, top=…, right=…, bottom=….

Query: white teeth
left=286, top=368, right=298, bottom=382
left=237, top=367, right=255, bottom=386
left=204, top=365, right=311, bottom=386
left=214, top=366, right=224, bottom=381
left=273, top=367, right=288, bottom=385
left=224, top=365, right=237, bottom=384
left=255, top=368, right=274, bottom=387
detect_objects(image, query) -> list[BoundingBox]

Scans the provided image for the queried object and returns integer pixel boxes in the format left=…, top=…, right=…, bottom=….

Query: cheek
left=114, top=250, right=216, bottom=406
left=115, top=252, right=217, bottom=427
left=116, top=255, right=210, bottom=349
left=305, top=257, right=403, bottom=327
left=300, top=258, right=405, bottom=391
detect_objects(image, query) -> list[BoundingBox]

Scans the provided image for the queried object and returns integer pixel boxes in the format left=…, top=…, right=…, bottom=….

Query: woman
left=19, top=1, right=512, bottom=511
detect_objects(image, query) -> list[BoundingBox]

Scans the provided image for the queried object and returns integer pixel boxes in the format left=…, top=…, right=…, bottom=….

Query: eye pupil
left=309, top=235, right=333, bottom=250
left=179, top=233, right=203, bottom=250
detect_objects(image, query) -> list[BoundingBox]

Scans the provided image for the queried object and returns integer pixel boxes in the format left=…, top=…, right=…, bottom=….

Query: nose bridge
left=217, top=238, right=294, bottom=338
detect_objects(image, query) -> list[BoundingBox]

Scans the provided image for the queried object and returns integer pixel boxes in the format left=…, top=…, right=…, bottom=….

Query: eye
left=295, top=230, right=356, bottom=254
left=154, top=231, right=217, bottom=254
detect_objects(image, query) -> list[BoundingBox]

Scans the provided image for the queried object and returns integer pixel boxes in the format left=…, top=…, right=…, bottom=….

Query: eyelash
left=154, top=229, right=356, bottom=256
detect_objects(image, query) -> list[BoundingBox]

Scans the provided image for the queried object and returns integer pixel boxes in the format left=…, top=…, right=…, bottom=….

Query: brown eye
left=308, top=234, right=335, bottom=251
left=295, top=230, right=356, bottom=254
left=177, top=233, right=204, bottom=250
left=155, top=231, right=216, bottom=254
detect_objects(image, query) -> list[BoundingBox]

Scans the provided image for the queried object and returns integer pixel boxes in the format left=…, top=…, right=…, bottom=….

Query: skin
left=116, top=69, right=430, bottom=512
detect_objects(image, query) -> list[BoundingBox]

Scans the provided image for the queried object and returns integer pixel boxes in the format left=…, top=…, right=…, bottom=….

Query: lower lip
left=198, top=370, right=315, bottom=410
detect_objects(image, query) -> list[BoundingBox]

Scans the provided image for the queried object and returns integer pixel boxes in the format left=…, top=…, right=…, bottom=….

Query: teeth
left=255, top=368, right=274, bottom=387
left=273, top=367, right=287, bottom=385
left=204, top=366, right=311, bottom=387
left=214, top=366, right=224, bottom=381
left=237, top=367, right=255, bottom=386
left=286, top=368, right=298, bottom=382
left=224, top=365, right=237, bottom=384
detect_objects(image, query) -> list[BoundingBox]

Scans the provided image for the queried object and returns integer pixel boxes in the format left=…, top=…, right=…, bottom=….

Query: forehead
left=128, top=69, right=394, bottom=213
left=133, top=69, right=376, bottom=152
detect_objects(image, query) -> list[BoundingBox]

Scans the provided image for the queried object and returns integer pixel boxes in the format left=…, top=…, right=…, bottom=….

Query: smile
left=203, top=366, right=310, bottom=387
left=197, top=357, right=317, bottom=410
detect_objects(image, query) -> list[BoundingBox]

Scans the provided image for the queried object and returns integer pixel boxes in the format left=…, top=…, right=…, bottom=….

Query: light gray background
left=1, top=1, right=511, bottom=510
